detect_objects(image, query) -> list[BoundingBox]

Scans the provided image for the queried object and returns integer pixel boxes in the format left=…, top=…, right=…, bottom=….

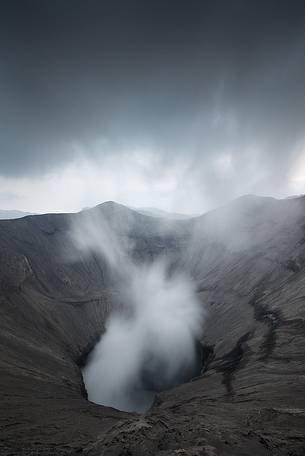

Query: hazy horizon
left=1, top=192, right=305, bottom=220
left=1, top=1, right=305, bottom=214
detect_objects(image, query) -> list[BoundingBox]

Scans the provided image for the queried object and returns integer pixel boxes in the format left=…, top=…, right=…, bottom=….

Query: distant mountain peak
left=0, top=209, right=33, bottom=220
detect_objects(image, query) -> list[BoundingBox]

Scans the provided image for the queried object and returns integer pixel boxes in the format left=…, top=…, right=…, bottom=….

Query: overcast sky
left=1, top=0, right=305, bottom=214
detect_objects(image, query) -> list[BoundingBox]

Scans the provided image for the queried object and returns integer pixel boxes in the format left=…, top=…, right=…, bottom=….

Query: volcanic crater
left=1, top=196, right=305, bottom=455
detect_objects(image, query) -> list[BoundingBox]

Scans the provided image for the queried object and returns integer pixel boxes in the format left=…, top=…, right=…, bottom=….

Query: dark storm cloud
left=1, top=0, right=305, bottom=201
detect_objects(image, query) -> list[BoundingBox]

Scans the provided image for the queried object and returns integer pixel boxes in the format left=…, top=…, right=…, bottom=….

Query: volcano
left=1, top=195, right=305, bottom=455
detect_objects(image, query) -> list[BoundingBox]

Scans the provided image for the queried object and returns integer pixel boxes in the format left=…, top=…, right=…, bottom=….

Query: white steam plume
left=72, top=207, right=205, bottom=412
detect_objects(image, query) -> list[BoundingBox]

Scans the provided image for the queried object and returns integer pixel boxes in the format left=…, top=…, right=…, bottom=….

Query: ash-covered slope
left=0, top=202, right=187, bottom=455
left=1, top=197, right=305, bottom=455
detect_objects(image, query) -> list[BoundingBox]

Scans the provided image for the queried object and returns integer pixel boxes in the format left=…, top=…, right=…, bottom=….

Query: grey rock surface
left=0, top=196, right=305, bottom=455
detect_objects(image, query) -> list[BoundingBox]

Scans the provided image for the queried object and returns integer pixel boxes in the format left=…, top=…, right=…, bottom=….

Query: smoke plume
left=72, top=207, right=205, bottom=412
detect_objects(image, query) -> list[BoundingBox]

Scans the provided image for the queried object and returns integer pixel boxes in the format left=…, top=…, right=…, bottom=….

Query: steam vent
left=1, top=196, right=305, bottom=455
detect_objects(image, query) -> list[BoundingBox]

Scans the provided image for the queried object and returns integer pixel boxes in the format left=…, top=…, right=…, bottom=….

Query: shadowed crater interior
left=82, top=336, right=203, bottom=413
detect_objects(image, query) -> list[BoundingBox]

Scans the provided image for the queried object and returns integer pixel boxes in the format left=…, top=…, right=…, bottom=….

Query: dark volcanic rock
left=1, top=197, right=305, bottom=455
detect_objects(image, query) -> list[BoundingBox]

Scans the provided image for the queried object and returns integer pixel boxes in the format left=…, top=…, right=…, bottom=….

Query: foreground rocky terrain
left=0, top=195, right=305, bottom=455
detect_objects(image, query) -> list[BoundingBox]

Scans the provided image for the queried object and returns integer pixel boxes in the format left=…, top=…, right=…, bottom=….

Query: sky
left=1, top=0, right=305, bottom=214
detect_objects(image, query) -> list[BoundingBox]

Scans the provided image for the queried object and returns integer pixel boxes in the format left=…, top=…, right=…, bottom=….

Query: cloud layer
left=1, top=0, right=305, bottom=212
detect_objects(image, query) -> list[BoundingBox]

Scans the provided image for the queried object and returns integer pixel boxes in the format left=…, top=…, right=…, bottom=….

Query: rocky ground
left=0, top=196, right=305, bottom=455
